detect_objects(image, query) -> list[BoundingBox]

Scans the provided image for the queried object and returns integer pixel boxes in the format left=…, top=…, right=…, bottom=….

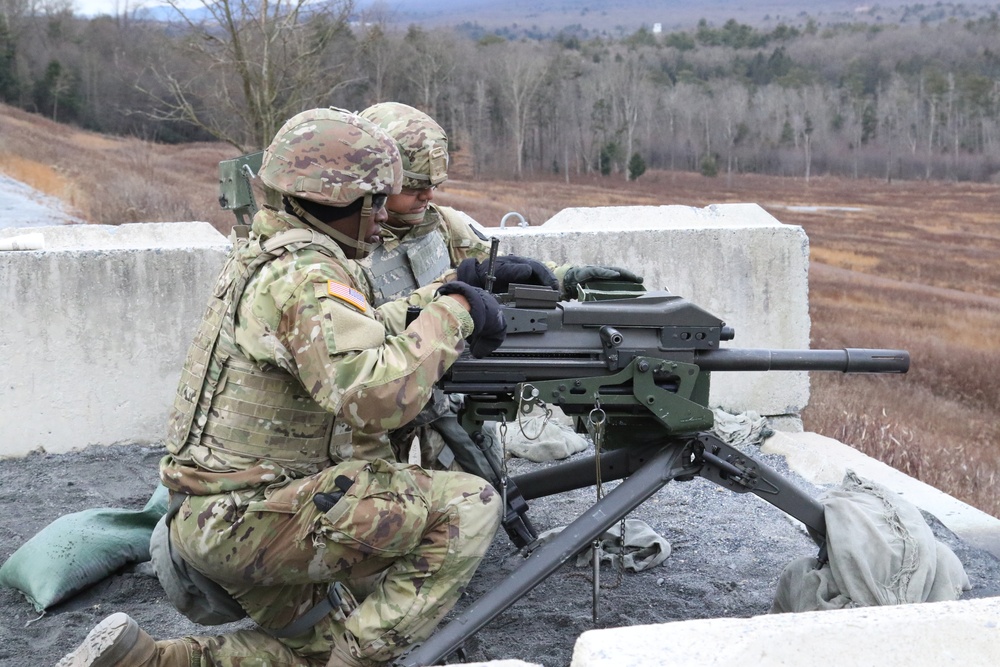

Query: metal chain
left=498, top=416, right=509, bottom=512
left=588, top=401, right=606, bottom=622
left=515, top=383, right=553, bottom=440
left=615, top=513, right=626, bottom=589
left=587, top=400, right=626, bottom=594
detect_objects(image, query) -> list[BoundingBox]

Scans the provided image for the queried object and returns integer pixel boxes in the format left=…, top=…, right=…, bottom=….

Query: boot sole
left=56, top=612, right=141, bottom=667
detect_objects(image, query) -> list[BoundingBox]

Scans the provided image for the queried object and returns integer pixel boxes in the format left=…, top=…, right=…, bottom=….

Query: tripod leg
left=394, top=444, right=694, bottom=667
left=695, top=432, right=826, bottom=539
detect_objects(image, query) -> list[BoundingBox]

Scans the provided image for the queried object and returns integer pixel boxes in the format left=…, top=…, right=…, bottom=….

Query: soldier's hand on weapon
left=437, top=281, right=507, bottom=358
left=457, top=256, right=559, bottom=293
left=561, top=265, right=644, bottom=300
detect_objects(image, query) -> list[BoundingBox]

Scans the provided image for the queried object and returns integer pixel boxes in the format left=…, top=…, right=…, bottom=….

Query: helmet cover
left=260, top=107, right=402, bottom=206
left=359, top=102, right=448, bottom=190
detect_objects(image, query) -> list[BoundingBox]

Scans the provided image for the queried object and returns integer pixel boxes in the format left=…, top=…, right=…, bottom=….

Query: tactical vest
left=166, top=228, right=348, bottom=467
left=360, top=226, right=452, bottom=306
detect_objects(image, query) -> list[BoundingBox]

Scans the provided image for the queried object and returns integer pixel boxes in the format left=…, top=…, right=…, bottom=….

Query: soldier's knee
left=444, top=471, right=502, bottom=532
left=471, top=479, right=503, bottom=536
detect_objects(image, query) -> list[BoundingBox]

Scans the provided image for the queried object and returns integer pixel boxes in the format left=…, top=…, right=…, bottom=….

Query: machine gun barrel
left=694, top=347, right=910, bottom=373
left=440, top=347, right=910, bottom=394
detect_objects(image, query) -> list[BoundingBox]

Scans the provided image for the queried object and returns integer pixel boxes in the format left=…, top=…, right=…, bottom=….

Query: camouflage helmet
left=359, top=102, right=448, bottom=190
left=259, top=107, right=402, bottom=206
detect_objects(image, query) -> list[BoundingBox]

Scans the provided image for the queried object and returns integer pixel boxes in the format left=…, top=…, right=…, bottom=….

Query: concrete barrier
left=0, top=222, right=229, bottom=457
left=570, top=595, right=1000, bottom=667
left=0, top=204, right=808, bottom=458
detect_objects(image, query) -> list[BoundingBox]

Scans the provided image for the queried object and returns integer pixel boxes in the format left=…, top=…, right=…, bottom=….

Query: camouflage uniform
left=356, top=102, right=490, bottom=307
left=355, top=104, right=502, bottom=483
left=56, top=109, right=501, bottom=667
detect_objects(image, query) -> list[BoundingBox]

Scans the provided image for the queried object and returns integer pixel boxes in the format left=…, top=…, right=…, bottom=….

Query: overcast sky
left=72, top=0, right=398, bottom=16
left=73, top=0, right=191, bottom=17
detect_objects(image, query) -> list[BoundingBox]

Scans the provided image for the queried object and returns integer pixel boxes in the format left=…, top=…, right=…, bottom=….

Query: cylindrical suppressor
left=694, top=348, right=910, bottom=373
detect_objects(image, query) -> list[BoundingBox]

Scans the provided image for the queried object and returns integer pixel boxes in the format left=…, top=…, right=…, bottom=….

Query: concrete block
left=479, top=204, right=812, bottom=418
left=0, top=223, right=229, bottom=457
left=570, top=596, right=1000, bottom=667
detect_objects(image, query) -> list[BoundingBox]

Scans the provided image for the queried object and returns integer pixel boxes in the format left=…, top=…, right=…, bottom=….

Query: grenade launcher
left=396, top=281, right=909, bottom=666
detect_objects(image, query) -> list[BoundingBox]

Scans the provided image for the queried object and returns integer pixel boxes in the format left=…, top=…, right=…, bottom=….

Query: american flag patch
left=327, top=281, right=368, bottom=313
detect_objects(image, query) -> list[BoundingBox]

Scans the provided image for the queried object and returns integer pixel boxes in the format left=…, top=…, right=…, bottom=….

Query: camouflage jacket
left=160, top=207, right=473, bottom=496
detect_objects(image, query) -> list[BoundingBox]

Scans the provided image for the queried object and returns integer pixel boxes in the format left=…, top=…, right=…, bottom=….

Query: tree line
left=2, top=0, right=1000, bottom=182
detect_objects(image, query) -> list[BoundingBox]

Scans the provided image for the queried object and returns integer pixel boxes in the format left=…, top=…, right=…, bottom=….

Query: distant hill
left=118, top=1, right=1000, bottom=35
left=355, top=0, right=950, bottom=33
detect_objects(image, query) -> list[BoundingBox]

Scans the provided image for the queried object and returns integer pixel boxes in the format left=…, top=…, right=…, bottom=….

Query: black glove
left=561, top=265, right=644, bottom=300
left=457, top=256, right=559, bottom=293
left=437, top=281, right=507, bottom=358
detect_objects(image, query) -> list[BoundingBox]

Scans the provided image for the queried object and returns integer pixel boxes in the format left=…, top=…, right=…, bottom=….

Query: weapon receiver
left=442, top=284, right=906, bottom=451
left=395, top=283, right=909, bottom=666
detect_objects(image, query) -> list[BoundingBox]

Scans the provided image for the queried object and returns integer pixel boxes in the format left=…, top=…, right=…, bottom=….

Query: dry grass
left=0, top=104, right=237, bottom=229
left=0, top=154, right=80, bottom=205
left=2, top=103, right=998, bottom=517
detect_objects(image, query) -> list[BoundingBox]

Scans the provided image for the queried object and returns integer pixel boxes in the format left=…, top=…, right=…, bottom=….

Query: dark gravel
left=2, top=441, right=998, bottom=667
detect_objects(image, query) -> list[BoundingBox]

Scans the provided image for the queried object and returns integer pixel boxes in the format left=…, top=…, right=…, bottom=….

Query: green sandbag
left=0, top=483, right=168, bottom=613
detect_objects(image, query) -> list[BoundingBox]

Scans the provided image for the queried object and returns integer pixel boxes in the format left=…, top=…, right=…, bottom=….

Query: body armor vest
left=166, top=228, right=345, bottom=466
left=361, top=225, right=452, bottom=306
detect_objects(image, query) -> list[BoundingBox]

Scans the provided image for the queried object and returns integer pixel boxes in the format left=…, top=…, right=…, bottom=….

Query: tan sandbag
left=500, top=414, right=589, bottom=462
left=771, top=471, right=971, bottom=613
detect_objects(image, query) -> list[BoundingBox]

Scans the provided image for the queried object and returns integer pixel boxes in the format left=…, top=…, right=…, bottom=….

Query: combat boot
left=55, top=612, right=192, bottom=667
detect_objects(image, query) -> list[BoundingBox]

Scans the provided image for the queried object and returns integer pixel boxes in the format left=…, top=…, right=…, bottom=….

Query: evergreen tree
left=628, top=152, right=646, bottom=180
left=0, top=16, right=19, bottom=103
left=700, top=153, right=718, bottom=177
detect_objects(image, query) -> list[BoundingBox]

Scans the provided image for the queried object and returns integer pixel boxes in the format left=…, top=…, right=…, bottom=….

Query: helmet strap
left=390, top=210, right=427, bottom=226
left=358, top=193, right=376, bottom=256
left=288, top=197, right=378, bottom=259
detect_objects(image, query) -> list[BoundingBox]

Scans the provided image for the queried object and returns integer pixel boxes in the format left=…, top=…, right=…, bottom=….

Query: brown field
left=2, top=103, right=998, bottom=517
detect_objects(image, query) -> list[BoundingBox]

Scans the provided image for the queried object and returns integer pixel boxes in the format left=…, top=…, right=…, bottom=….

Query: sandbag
left=771, top=471, right=971, bottom=613
left=536, top=518, right=671, bottom=572
left=711, top=408, right=774, bottom=448
left=500, top=414, right=589, bottom=462
left=0, top=484, right=168, bottom=613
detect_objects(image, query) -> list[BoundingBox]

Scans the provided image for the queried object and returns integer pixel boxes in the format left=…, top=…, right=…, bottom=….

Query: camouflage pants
left=170, top=459, right=500, bottom=666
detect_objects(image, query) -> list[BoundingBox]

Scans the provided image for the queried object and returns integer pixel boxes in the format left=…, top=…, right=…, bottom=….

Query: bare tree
left=607, top=51, right=654, bottom=181
left=138, top=0, right=359, bottom=152
left=713, top=81, right=749, bottom=180
left=484, top=39, right=551, bottom=178
left=398, top=26, right=456, bottom=118
left=356, top=4, right=399, bottom=106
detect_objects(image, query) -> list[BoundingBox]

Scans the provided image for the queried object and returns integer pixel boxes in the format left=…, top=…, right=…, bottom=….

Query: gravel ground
left=2, top=439, right=999, bottom=667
